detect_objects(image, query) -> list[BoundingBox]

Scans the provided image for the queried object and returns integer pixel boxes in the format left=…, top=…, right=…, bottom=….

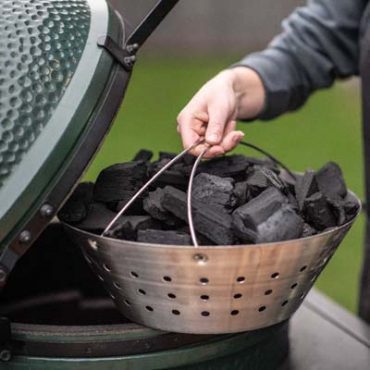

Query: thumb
left=206, top=98, right=234, bottom=145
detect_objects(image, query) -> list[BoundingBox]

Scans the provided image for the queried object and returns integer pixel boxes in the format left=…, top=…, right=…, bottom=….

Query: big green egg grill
left=0, top=1, right=361, bottom=369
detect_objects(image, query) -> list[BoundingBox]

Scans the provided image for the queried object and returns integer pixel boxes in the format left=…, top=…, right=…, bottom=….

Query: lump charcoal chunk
left=107, top=215, right=159, bottom=241
left=327, top=193, right=360, bottom=225
left=133, top=149, right=153, bottom=162
left=159, top=151, right=177, bottom=160
left=234, top=181, right=249, bottom=207
left=343, top=193, right=360, bottom=220
left=255, top=205, right=304, bottom=243
left=232, top=187, right=295, bottom=243
left=246, top=167, right=288, bottom=197
left=192, top=173, right=236, bottom=210
left=75, top=202, right=117, bottom=231
left=199, top=155, right=251, bottom=180
left=316, top=162, right=347, bottom=200
left=303, top=192, right=337, bottom=230
left=137, top=229, right=191, bottom=245
left=161, top=186, right=234, bottom=245
left=112, top=195, right=146, bottom=216
left=94, top=161, right=148, bottom=202
left=143, top=188, right=180, bottom=226
left=148, top=159, right=188, bottom=189
left=295, top=170, right=319, bottom=210
left=58, top=182, right=94, bottom=224
left=279, top=169, right=298, bottom=191
left=302, top=223, right=317, bottom=238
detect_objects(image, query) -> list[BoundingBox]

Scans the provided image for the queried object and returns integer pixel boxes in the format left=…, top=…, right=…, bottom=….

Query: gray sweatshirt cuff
left=233, top=48, right=311, bottom=120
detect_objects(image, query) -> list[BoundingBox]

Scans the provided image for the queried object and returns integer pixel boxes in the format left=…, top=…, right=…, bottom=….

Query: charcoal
left=161, top=186, right=234, bottom=245
left=137, top=229, right=191, bottom=245
left=234, top=181, right=249, bottom=207
left=94, top=161, right=148, bottom=202
left=192, top=173, right=236, bottom=210
left=148, top=159, right=188, bottom=189
left=199, top=155, right=250, bottom=180
left=295, top=170, right=319, bottom=210
left=112, top=195, right=146, bottom=216
left=303, top=192, right=337, bottom=230
left=255, top=205, right=304, bottom=243
left=76, top=202, right=117, bottom=231
left=143, top=188, right=180, bottom=226
left=343, top=193, right=360, bottom=220
left=328, top=193, right=360, bottom=225
left=302, top=223, right=317, bottom=237
left=107, top=215, right=159, bottom=241
left=58, top=182, right=94, bottom=224
left=246, top=168, right=288, bottom=197
left=279, top=169, right=298, bottom=191
left=159, top=151, right=177, bottom=160
left=316, top=162, right=347, bottom=200
left=133, top=149, right=153, bottom=162
left=232, top=187, right=302, bottom=243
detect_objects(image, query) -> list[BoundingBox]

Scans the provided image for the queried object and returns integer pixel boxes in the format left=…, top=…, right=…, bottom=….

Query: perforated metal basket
left=64, top=144, right=361, bottom=334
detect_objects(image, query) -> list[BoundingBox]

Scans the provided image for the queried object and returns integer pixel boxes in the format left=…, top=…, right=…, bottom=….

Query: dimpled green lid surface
left=0, top=0, right=123, bottom=259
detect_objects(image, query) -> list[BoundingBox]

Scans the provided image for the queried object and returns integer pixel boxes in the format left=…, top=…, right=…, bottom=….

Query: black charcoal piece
left=232, top=187, right=299, bottom=243
left=133, top=149, right=153, bottom=162
left=143, top=188, right=179, bottom=226
left=192, top=173, right=236, bottom=210
left=316, top=162, right=347, bottom=200
left=246, top=167, right=288, bottom=197
left=107, top=215, right=159, bottom=241
left=161, top=186, right=234, bottom=245
left=302, top=223, right=317, bottom=237
left=255, top=205, right=304, bottom=243
left=148, top=159, right=189, bottom=189
left=113, top=195, right=146, bottom=216
left=234, top=181, right=249, bottom=207
left=75, top=203, right=117, bottom=231
left=279, top=169, right=298, bottom=190
left=343, top=193, right=360, bottom=220
left=295, top=170, right=319, bottom=210
left=159, top=151, right=177, bottom=160
left=199, top=155, right=251, bottom=180
left=58, top=182, right=94, bottom=224
left=303, top=192, right=337, bottom=230
left=94, top=161, right=148, bottom=202
left=137, top=229, right=191, bottom=245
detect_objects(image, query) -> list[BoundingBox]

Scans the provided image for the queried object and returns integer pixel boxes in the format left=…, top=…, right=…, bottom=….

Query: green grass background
left=85, top=57, right=365, bottom=313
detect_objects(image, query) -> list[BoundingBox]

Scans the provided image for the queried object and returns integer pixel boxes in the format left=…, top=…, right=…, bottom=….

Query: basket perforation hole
left=124, top=300, right=131, bottom=306
left=131, top=271, right=139, bottom=278
left=113, top=282, right=121, bottom=290
left=109, top=293, right=116, bottom=300
left=172, top=309, right=180, bottom=315
left=200, top=277, right=209, bottom=285
left=300, top=265, right=307, bottom=272
left=236, top=276, right=245, bottom=283
left=168, top=293, right=176, bottom=299
left=258, top=306, right=267, bottom=312
left=264, top=289, right=273, bottom=296
left=201, top=295, right=209, bottom=301
left=233, top=293, right=242, bottom=299
left=145, top=306, right=154, bottom=312
left=290, top=283, right=298, bottom=289
left=201, top=311, right=210, bottom=317
left=271, top=272, right=279, bottom=279
left=88, top=239, right=98, bottom=251
left=163, top=276, right=172, bottom=282
left=231, top=310, right=239, bottom=316
left=103, top=264, right=111, bottom=272
left=138, top=289, right=146, bottom=295
left=97, top=275, right=104, bottom=282
left=281, top=300, right=289, bottom=307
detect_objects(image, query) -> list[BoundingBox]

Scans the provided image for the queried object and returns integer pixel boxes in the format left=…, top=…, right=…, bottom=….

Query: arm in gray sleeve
left=238, top=0, right=367, bottom=119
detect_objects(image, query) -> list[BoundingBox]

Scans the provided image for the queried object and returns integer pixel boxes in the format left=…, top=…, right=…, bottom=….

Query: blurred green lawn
left=85, top=57, right=364, bottom=314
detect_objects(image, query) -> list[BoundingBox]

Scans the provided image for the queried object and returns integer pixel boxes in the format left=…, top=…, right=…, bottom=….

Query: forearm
left=236, top=0, right=366, bottom=119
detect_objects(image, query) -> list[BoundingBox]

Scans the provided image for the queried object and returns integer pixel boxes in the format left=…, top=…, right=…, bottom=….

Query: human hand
left=177, top=67, right=265, bottom=158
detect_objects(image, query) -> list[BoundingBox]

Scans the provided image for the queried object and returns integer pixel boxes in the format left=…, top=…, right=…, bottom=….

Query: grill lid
left=0, top=0, right=179, bottom=287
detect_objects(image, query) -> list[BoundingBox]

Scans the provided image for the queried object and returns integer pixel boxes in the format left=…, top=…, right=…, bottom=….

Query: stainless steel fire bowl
left=65, top=190, right=360, bottom=334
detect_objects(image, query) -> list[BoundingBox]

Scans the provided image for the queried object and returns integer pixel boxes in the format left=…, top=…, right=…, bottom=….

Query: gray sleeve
left=237, top=0, right=367, bottom=120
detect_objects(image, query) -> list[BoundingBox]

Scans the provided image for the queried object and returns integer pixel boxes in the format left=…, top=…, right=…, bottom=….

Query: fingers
left=205, top=98, right=234, bottom=145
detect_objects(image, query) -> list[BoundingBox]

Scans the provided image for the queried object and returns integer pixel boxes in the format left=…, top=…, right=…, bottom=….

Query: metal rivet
left=193, top=253, right=208, bottom=264
left=40, top=204, right=54, bottom=218
left=0, top=349, right=11, bottom=362
left=19, top=230, right=31, bottom=244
